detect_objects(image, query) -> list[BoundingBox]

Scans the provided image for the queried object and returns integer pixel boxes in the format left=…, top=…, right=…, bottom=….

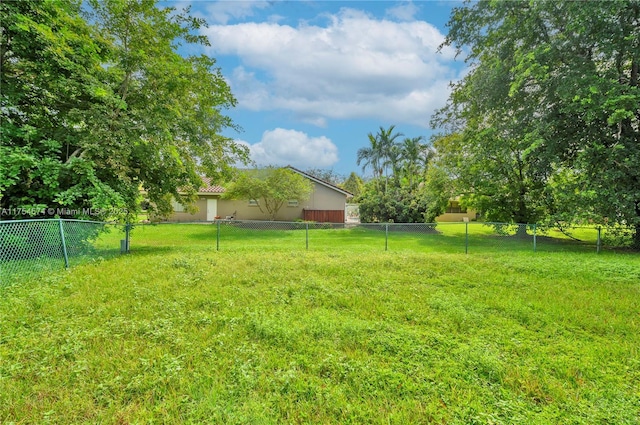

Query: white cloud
left=202, top=7, right=461, bottom=127
left=229, top=66, right=270, bottom=110
left=385, top=2, right=420, bottom=21
left=299, top=116, right=328, bottom=128
left=240, top=128, right=339, bottom=169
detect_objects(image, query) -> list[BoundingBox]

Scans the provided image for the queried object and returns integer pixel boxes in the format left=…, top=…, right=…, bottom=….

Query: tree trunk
left=634, top=200, right=640, bottom=250
left=515, top=224, right=529, bottom=238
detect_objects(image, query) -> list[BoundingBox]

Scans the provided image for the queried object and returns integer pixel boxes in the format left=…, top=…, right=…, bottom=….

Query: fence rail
left=0, top=218, right=623, bottom=284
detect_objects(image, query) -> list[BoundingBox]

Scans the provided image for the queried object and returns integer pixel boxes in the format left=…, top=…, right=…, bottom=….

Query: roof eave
left=285, top=165, right=354, bottom=197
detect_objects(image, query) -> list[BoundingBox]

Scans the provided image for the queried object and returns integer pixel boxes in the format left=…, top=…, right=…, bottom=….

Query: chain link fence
left=0, top=218, right=616, bottom=284
left=0, top=219, right=125, bottom=285
left=127, top=220, right=609, bottom=254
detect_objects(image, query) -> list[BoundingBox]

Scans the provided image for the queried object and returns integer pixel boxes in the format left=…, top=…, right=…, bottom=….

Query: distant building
left=158, top=166, right=353, bottom=223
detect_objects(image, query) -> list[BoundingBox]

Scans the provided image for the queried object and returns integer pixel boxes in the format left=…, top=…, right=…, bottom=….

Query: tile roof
left=198, top=177, right=225, bottom=194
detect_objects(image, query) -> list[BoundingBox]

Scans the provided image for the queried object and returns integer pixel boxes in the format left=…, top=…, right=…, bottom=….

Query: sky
left=178, top=1, right=466, bottom=177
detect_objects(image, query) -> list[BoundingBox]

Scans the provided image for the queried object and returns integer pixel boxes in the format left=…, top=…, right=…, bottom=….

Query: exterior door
left=206, top=198, right=217, bottom=221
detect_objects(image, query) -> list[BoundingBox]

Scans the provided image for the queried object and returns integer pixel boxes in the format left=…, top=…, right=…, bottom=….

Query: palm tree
left=357, top=125, right=405, bottom=192
left=374, top=125, right=403, bottom=191
left=400, top=136, right=433, bottom=190
left=387, top=143, right=403, bottom=187
left=356, top=133, right=383, bottom=189
left=377, top=125, right=403, bottom=177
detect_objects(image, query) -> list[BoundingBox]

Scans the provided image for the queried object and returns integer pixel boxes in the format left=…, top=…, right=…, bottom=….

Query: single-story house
left=436, top=198, right=479, bottom=222
left=162, top=166, right=354, bottom=223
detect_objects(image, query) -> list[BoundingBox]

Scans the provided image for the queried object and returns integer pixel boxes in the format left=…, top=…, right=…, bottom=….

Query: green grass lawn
left=1, top=224, right=639, bottom=424
left=114, top=222, right=604, bottom=255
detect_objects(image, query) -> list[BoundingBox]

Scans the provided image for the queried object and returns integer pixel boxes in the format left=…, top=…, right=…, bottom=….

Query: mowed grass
left=115, top=222, right=605, bottom=255
left=1, top=225, right=639, bottom=424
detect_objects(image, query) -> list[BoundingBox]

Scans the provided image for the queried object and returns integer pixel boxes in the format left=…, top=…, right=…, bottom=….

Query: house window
left=248, top=199, right=258, bottom=206
left=171, top=199, right=185, bottom=213
left=287, top=200, right=299, bottom=207
left=446, top=201, right=467, bottom=214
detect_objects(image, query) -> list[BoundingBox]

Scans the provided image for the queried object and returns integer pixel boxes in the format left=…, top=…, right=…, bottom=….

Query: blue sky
left=178, top=1, right=466, bottom=176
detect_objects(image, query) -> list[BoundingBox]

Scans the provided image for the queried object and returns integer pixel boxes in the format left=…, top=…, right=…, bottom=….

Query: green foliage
left=341, top=172, right=364, bottom=197
left=0, top=0, right=247, bottom=221
left=421, top=165, right=454, bottom=223
left=431, top=63, right=551, bottom=225
left=303, top=168, right=344, bottom=186
left=436, top=0, right=640, bottom=247
left=400, top=136, right=434, bottom=191
left=356, top=125, right=408, bottom=187
left=356, top=183, right=412, bottom=223
left=1, top=0, right=115, bottom=218
left=223, top=167, right=313, bottom=220
left=357, top=179, right=441, bottom=223
left=355, top=126, right=442, bottom=223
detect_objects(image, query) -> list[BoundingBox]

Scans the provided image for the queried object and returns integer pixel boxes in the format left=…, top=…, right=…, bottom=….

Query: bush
left=357, top=186, right=434, bottom=223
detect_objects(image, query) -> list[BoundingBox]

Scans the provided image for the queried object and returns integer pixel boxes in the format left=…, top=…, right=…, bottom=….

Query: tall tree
left=376, top=125, right=404, bottom=188
left=437, top=0, right=640, bottom=246
left=432, top=49, right=552, bottom=228
left=84, top=0, right=248, bottom=217
left=357, top=125, right=404, bottom=192
left=400, top=136, right=433, bottom=190
left=342, top=172, right=364, bottom=198
left=1, top=0, right=117, bottom=216
left=356, top=132, right=383, bottom=183
left=355, top=128, right=444, bottom=223
left=0, top=0, right=247, bottom=220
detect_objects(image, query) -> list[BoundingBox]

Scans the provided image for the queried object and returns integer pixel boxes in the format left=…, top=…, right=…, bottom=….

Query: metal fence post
left=216, top=220, right=220, bottom=251
left=385, top=223, right=389, bottom=251
left=465, top=221, right=469, bottom=254
left=597, top=226, right=601, bottom=253
left=533, top=223, right=537, bottom=253
left=306, top=222, right=309, bottom=250
left=58, top=218, right=69, bottom=269
left=125, top=222, right=131, bottom=253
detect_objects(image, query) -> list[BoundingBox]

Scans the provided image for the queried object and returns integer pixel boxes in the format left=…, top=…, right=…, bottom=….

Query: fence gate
left=303, top=209, right=345, bottom=223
